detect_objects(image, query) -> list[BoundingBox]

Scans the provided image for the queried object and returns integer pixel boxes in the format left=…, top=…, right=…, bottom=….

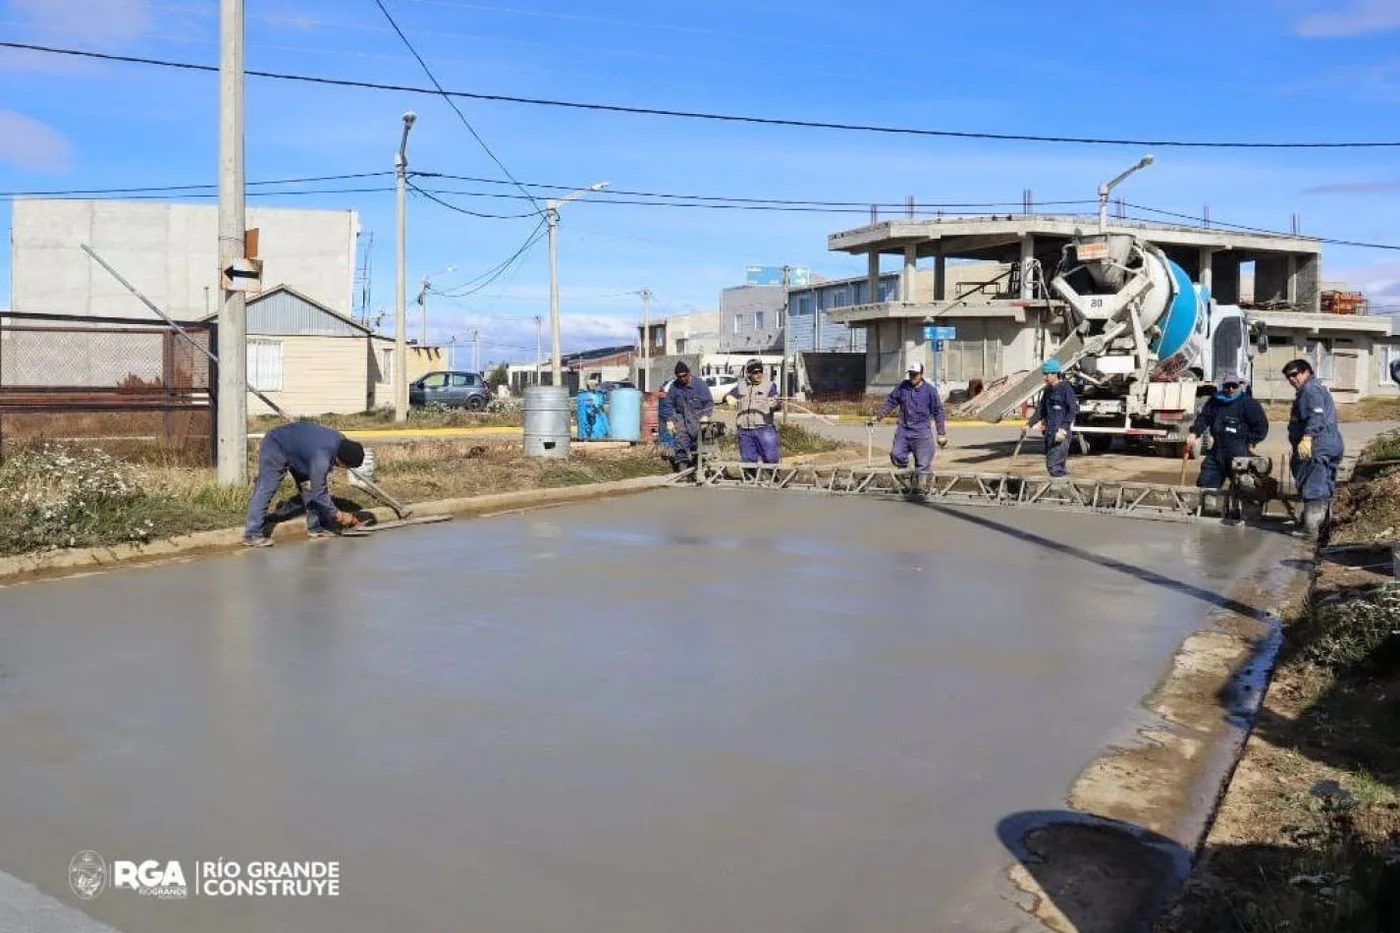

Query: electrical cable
left=1120, top=202, right=1400, bottom=252
left=7, top=40, right=1400, bottom=149
left=366, top=0, right=544, bottom=213
left=407, top=179, right=539, bottom=218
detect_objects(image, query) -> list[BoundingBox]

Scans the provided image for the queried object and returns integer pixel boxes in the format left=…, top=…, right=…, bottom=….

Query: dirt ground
left=1153, top=453, right=1400, bottom=933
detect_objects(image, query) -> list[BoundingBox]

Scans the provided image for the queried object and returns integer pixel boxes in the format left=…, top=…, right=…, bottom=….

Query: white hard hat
left=906, top=361, right=925, bottom=374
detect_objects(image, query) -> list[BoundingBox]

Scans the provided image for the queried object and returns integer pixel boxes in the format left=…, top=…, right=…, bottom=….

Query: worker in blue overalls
left=243, top=420, right=366, bottom=546
left=867, top=360, right=948, bottom=479
left=1026, top=360, right=1079, bottom=477
left=659, top=361, right=714, bottom=471
left=1283, top=358, right=1345, bottom=538
left=1187, top=372, right=1269, bottom=489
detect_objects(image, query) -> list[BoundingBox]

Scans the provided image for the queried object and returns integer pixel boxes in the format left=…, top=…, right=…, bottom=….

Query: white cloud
left=1296, top=0, right=1400, bottom=37
left=10, top=0, right=152, bottom=47
left=1325, top=259, right=1400, bottom=298
left=0, top=111, right=74, bottom=173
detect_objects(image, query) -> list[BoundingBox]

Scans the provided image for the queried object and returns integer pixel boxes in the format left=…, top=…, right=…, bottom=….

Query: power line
left=367, top=0, right=544, bottom=212
left=0, top=172, right=393, bottom=199
left=1120, top=202, right=1400, bottom=251
left=407, top=179, right=538, bottom=218
left=8, top=40, right=1400, bottom=150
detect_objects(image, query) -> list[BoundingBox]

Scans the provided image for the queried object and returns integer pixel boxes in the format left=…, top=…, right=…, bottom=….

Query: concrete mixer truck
left=962, top=231, right=1267, bottom=455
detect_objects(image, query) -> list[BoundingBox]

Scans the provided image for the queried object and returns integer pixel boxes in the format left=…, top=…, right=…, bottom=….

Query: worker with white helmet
left=867, top=361, right=948, bottom=476
left=1025, top=360, right=1078, bottom=477
left=1186, top=372, right=1269, bottom=489
left=724, top=359, right=782, bottom=463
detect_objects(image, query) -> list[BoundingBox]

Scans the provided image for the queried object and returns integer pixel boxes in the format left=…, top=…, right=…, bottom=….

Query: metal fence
left=0, top=311, right=217, bottom=465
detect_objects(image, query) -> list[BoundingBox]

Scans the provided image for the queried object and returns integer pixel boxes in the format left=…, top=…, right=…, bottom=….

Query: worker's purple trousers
left=738, top=426, right=781, bottom=464
left=891, top=427, right=935, bottom=474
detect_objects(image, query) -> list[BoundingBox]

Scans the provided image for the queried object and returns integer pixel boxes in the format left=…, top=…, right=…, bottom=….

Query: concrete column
left=934, top=244, right=947, bottom=302
left=1295, top=254, right=1321, bottom=314
left=1019, top=235, right=1035, bottom=299
left=903, top=320, right=916, bottom=374
left=1198, top=248, right=1215, bottom=299
left=867, top=251, right=880, bottom=305
left=902, top=245, right=917, bottom=303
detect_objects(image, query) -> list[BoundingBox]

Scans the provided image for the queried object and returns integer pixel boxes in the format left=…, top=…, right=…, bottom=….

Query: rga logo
left=69, top=852, right=187, bottom=900
left=68, top=851, right=107, bottom=901
left=115, top=860, right=187, bottom=899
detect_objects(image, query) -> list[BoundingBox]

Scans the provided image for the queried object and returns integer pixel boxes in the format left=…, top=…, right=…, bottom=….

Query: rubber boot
left=1296, top=499, right=1329, bottom=539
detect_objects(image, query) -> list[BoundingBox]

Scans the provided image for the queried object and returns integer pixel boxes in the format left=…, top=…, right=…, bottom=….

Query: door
left=1333, top=349, right=1360, bottom=393
left=450, top=373, right=473, bottom=405
left=421, top=372, right=449, bottom=405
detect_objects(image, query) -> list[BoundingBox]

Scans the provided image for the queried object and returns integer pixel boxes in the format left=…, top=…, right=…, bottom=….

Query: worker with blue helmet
left=1283, top=358, right=1344, bottom=538
left=1026, top=359, right=1079, bottom=477
left=1187, top=372, right=1269, bottom=490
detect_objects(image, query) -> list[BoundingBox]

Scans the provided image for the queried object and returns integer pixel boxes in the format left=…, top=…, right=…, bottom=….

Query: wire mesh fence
left=0, top=311, right=216, bottom=465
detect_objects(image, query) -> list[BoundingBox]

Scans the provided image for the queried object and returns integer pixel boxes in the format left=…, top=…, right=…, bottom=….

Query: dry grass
left=1262, top=396, right=1400, bottom=424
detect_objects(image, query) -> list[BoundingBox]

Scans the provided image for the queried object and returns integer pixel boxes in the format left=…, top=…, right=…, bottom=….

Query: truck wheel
left=1086, top=434, right=1113, bottom=454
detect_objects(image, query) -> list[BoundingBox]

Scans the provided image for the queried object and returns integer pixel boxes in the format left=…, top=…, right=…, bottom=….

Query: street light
left=547, top=181, right=610, bottom=386
left=416, top=263, right=456, bottom=347
left=1098, top=154, right=1154, bottom=233
left=394, top=110, right=416, bottom=423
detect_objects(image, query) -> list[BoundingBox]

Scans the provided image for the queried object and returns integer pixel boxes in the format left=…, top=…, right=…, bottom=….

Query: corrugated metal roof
left=244, top=287, right=368, bottom=337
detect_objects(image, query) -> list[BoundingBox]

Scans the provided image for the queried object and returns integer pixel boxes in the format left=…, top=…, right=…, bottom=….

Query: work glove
left=936, top=435, right=948, bottom=448
left=1053, top=428, right=1068, bottom=444
left=1298, top=435, right=1314, bottom=460
left=1202, top=433, right=1215, bottom=452
left=699, top=415, right=711, bottom=424
left=336, top=510, right=362, bottom=528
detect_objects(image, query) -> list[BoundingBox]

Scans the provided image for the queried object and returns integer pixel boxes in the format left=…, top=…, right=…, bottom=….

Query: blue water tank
left=608, top=388, right=642, bottom=441
left=576, top=390, right=610, bottom=440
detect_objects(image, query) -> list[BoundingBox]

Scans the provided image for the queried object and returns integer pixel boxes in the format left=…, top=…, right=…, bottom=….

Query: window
left=247, top=339, right=283, bottom=391
left=732, top=314, right=746, bottom=334
left=422, top=373, right=448, bottom=389
left=755, top=311, right=765, bottom=329
left=1305, top=339, right=1334, bottom=381
left=451, top=373, right=471, bottom=388
left=833, top=288, right=849, bottom=308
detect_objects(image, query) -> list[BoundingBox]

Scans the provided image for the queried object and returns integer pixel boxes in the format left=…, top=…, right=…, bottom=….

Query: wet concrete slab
left=0, top=490, right=1296, bottom=932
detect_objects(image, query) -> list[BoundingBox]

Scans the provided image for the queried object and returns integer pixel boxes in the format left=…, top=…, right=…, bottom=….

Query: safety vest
left=734, top=381, right=778, bottom=429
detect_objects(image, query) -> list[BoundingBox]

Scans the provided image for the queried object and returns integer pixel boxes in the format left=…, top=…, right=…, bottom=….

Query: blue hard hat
left=1041, top=360, right=1063, bottom=374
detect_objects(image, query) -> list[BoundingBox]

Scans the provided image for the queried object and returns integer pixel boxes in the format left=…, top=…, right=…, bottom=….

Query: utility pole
left=534, top=315, right=542, bottom=385
left=394, top=111, right=416, bottom=423
left=640, top=286, right=652, bottom=391
left=472, top=330, right=481, bottom=372
left=418, top=275, right=429, bottom=347
left=546, top=181, right=610, bottom=387
left=781, top=265, right=791, bottom=425
left=216, top=0, right=247, bottom=485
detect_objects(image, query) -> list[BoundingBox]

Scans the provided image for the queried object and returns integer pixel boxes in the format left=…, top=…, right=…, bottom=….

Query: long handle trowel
left=82, top=245, right=413, bottom=521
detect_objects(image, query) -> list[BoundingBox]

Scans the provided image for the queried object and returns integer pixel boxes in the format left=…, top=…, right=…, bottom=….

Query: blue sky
left=3, top=0, right=1400, bottom=364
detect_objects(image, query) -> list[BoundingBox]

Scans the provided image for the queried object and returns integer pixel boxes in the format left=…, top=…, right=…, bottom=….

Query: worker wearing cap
left=1283, top=358, right=1345, bottom=537
left=867, top=361, right=947, bottom=475
left=1026, top=360, right=1079, bottom=477
left=243, top=420, right=366, bottom=547
left=659, top=360, right=714, bottom=471
left=725, top=359, right=782, bottom=464
left=1187, top=372, right=1269, bottom=489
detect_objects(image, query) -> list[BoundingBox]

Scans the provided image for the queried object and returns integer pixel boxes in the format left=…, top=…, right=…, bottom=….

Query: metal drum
left=523, top=385, right=571, bottom=459
left=642, top=391, right=663, bottom=443
left=607, top=388, right=642, bottom=442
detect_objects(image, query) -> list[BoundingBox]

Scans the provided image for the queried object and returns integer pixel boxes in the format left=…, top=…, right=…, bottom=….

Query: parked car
left=702, top=373, right=739, bottom=392
left=410, top=370, right=490, bottom=410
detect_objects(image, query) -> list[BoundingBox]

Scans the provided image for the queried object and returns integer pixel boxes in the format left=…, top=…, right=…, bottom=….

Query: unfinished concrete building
left=826, top=215, right=1398, bottom=401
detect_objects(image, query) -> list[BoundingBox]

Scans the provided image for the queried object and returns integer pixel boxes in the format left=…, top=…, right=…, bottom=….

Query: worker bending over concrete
left=243, top=420, right=366, bottom=547
left=724, top=359, right=782, bottom=464
left=867, top=361, right=948, bottom=475
left=1026, top=360, right=1078, bottom=477
left=660, top=361, right=714, bottom=471
left=1187, top=372, right=1269, bottom=489
left=1283, top=358, right=1344, bottom=538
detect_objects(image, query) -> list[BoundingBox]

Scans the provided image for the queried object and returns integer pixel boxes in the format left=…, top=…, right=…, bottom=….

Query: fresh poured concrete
left=0, top=490, right=1295, bottom=932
